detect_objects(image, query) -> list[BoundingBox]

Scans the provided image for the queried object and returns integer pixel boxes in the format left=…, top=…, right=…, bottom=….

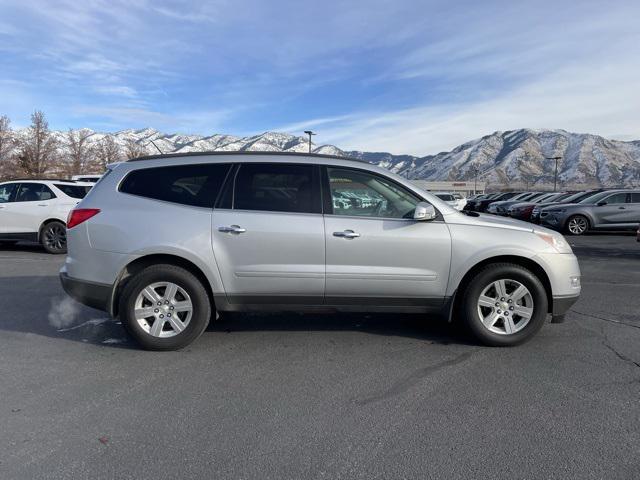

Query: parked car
left=60, top=152, right=581, bottom=350
left=0, top=179, right=93, bottom=253
left=467, top=192, right=523, bottom=212
left=531, top=190, right=607, bottom=223
left=539, top=189, right=640, bottom=235
left=507, top=193, right=564, bottom=221
left=486, top=192, right=545, bottom=216
left=71, top=174, right=103, bottom=183
left=637, top=224, right=640, bottom=242
left=433, top=192, right=466, bottom=210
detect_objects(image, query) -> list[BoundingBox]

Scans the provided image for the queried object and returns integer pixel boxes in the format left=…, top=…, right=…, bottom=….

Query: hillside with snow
left=13, top=127, right=640, bottom=188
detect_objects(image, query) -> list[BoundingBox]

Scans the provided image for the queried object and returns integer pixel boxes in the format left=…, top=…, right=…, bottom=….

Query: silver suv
left=60, top=153, right=581, bottom=350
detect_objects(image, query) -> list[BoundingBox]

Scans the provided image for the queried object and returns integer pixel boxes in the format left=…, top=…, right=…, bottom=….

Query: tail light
left=67, top=208, right=101, bottom=229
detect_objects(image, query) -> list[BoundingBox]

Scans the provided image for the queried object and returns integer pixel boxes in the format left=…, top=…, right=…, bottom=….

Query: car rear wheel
left=119, top=264, right=212, bottom=350
left=565, top=215, right=589, bottom=235
left=40, top=221, right=67, bottom=254
left=461, top=263, right=548, bottom=346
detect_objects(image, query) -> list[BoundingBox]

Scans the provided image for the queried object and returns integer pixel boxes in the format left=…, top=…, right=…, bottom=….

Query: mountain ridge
left=12, top=127, right=640, bottom=187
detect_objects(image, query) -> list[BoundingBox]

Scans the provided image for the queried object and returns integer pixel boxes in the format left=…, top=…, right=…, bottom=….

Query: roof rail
left=2, top=178, right=77, bottom=182
left=128, top=150, right=361, bottom=162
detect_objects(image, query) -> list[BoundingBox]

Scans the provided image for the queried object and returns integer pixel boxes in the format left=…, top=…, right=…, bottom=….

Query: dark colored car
left=507, top=192, right=564, bottom=220
left=486, top=192, right=546, bottom=216
left=463, top=193, right=498, bottom=211
left=531, top=190, right=605, bottom=223
left=468, top=192, right=523, bottom=212
left=539, top=189, right=640, bottom=235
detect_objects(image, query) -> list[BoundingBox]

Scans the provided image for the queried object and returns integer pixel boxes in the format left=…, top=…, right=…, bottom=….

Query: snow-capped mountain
left=14, top=127, right=640, bottom=187
left=359, top=129, right=640, bottom=188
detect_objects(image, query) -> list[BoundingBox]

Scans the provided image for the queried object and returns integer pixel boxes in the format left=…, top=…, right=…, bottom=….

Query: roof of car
left=129, top=150, right=362, bottom=163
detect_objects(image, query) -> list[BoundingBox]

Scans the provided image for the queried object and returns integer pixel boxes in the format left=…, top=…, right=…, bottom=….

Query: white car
left=433, top=192, right=467, bottom=211
left=0, top=179, right=93, bottom=253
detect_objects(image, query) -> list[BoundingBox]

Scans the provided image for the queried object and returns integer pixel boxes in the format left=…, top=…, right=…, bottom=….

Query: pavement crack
left=572, top=309, right=640, bottom=330
left=602, top=340, right=640, bottom=370
left=355, top=351, right=474, bottom=405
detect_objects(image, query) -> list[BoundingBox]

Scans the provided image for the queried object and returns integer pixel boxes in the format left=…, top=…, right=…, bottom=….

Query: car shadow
left=0, top=273, right=473, bottom=350
left=0, top=241, right=48, bottom=254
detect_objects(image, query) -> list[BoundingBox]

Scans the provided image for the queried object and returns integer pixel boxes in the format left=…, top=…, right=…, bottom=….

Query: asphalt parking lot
left=1, top=234, right=639, bottom=480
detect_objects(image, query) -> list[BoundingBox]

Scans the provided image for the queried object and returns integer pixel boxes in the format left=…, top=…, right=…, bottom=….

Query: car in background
left=637, top=224, right=640, bottom=242
left=531, top=190, right=607, bottom=223
left=466, top=192, right=523, bottom=212
left=433, top=192, right=466, bottom=210
left=507, top=192, right=565, bottom=221
left=71, top=174, right=103, bottom=183
left=539, top=189, right=640, bottom=235
left=0, top=179, right=93, bottom=253
left=486, top=192, right=546, bottom=216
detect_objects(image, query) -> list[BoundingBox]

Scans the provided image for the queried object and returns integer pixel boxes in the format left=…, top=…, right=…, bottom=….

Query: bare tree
left=0, top=115, right=17, bottom=180
left=124, top=138, right=148, bottom=160
left=15, top=110, right=59, bottom=177
left=63, top=128, right=95, bottom=176
left=95, top=135, right=122, bottom=171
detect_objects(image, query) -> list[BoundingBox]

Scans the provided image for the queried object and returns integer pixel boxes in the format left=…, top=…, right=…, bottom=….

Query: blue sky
left=1, top=0, right=639, bottom=154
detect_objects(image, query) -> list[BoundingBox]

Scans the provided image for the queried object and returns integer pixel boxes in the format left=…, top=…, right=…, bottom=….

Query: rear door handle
left=218, top=225, right=246, bottom=234
left=333, top=230, right=360, bottom=239
left=38, top=204, right=49, bottom=207
left=618, top=206, right=626, bottom=210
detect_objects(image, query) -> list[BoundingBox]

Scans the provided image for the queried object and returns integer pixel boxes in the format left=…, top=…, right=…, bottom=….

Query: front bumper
left=60, top=271, right=112, bottom=313
left=550, top=294, right=580, bottom=323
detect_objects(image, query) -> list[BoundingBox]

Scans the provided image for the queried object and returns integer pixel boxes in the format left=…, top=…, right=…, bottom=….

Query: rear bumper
left=60, top=271, right=112, bottom=313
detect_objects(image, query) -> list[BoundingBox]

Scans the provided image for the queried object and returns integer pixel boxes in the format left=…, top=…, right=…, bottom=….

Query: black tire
left=460, top=263, right=548, bottom=346
left=565, top=214, right=589, bottom=236
left=119, top=264, right=212, bottom=351
left=40, top=221, right=67, bottom=254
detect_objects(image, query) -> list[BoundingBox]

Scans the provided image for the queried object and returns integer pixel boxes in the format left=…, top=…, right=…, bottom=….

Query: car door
left=211, top=163, right=326, bottom=304
left=2, top=183, right=56, bottom=233
left=0, top=183, right=18, bottom=233
left=623, top=192, right=640, bottom=226
left=592, top=192, right=630, bottom=226
left=323, top=166, right=452, bottom=307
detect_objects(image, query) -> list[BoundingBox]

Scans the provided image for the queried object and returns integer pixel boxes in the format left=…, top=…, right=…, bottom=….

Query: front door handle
left=333, top=230, right=360, bottom=239
left=618, top=206, right=625, bottom=210
left=218, top=225, right=246, bottom=234
left=38, top=204, right=49, bottom=207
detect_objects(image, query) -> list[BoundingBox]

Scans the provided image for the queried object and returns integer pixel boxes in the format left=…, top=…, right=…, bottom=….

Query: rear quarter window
left=120, top=163, right=231, bottom=208
left=54, top=184, right=91, bottom=199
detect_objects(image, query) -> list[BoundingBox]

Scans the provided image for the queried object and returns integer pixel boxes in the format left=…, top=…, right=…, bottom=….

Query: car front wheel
left=119, top=264, right=212, bottom=350
left=461, top=263, right=548, bottom=346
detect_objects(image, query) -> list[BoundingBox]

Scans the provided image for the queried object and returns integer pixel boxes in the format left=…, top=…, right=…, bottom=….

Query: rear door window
left=630, top=193, right=640, bottom=203
left=120, top=163, right=231, bottom=208
left=15, top=183, right=56, bottom=202
left=232, top=163, right=320, bottom=214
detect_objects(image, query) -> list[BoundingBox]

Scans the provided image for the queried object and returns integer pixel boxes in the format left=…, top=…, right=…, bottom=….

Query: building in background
left=410, top=180, right=485, bottom=197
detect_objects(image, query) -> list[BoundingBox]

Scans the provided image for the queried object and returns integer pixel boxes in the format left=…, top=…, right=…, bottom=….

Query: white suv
left=0, top=179, right=93, bottom=253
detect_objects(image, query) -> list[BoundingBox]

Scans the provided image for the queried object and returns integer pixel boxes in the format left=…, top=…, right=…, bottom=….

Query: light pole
left=304, top=130, right=316, bottom=153
left=546, top=156, right=562, bottom=192
left=473, top=166, right=479, bottom=194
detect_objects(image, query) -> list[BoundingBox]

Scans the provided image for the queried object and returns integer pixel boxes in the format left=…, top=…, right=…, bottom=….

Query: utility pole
left=473, top=166, right=479, bottom=194
left=546, top=156, right=562, bottom=192
left=304, top=130, right=316, bottom=153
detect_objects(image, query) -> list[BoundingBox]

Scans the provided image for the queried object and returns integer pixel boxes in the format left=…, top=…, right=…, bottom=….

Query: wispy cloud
left=0, top=0, right=638, bottom=152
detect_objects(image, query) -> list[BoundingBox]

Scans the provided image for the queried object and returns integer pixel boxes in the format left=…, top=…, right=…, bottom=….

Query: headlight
left=534, top=230, right=573, bottom=253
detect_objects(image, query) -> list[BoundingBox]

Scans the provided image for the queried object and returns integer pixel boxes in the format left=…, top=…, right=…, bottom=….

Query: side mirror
left=414, top=202, right=437, bottom=221
left=597, top=201, right=607, bottom=206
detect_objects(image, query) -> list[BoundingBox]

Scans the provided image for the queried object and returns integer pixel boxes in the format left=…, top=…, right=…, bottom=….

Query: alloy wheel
left=477, top=279, right=534, bottom=335
left=43, top=224, right=66, bottom=251
left=567, top=216, right=588, bottom=235
left=134, top=282, right=193, bottom=338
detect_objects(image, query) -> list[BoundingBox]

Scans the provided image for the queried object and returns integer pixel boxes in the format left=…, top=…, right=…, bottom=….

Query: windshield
left=578, top=191, right=614, bottom=204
